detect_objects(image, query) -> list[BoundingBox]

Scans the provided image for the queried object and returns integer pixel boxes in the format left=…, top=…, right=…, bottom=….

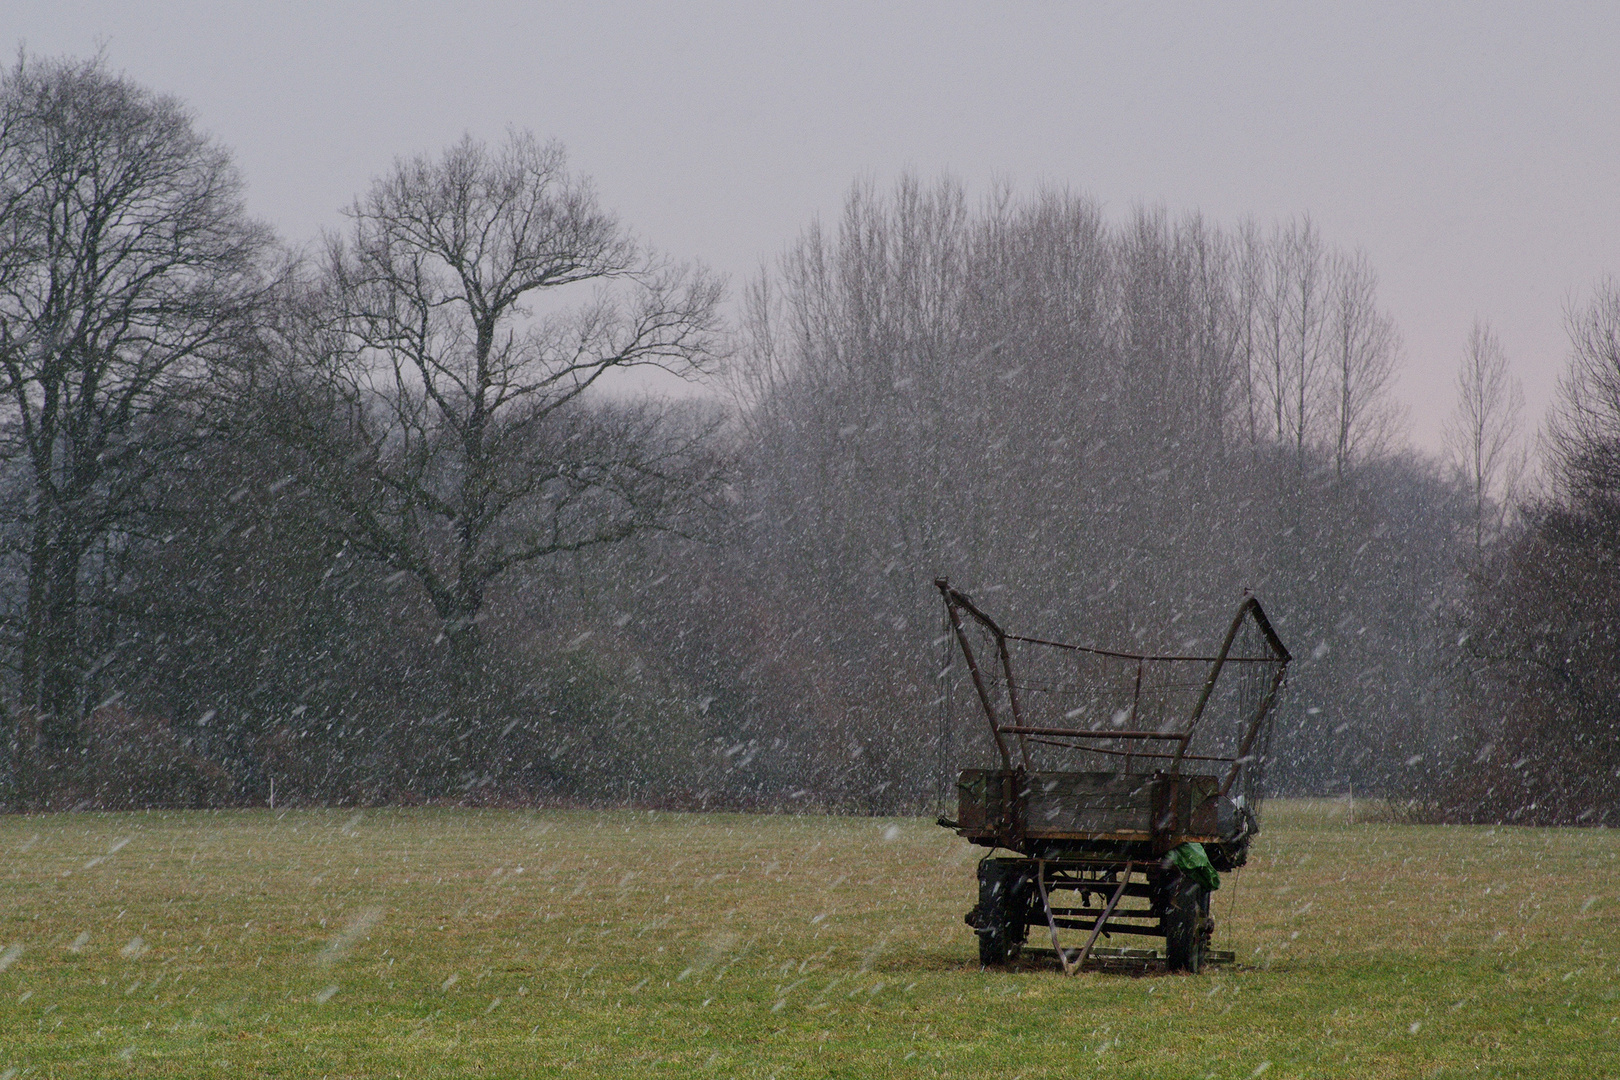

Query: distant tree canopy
left=0, top=57, right=728, bottom=808
left=719, top=178, right=1445, bottom=803
left=0, top=53, right=1597, bottom=823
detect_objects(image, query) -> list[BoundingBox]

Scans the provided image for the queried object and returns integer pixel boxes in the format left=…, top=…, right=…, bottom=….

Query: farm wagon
left=934, top=579, right=1291, bottom=973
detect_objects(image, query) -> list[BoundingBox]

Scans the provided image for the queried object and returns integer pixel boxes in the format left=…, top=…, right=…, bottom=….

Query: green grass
left=0, top=799, right=1616, bottom=1077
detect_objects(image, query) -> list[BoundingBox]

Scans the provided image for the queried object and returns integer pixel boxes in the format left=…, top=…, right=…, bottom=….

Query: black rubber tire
left=974, top=860, right=1028, bottom=967
left=978, top=918, right=1010, bottom=966
left=1163, top=874, right=1210, bottom=973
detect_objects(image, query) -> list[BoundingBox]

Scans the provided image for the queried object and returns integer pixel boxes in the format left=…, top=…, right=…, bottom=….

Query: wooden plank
left=1024, top=772, right=1153, bottom=835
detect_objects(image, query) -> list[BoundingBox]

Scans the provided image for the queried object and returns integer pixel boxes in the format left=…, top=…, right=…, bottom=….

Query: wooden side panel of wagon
left=957, top=769, right=1228, bottom=847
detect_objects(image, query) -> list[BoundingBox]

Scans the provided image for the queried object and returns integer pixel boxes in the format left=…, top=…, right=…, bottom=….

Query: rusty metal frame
left=1173, top=593, right=1292, bottom=774
left=1073, top=861, right=1135, bottom=974
left=935, top=578, right=1289, bottom=790
left=938, top=580, right=1015, bottom=770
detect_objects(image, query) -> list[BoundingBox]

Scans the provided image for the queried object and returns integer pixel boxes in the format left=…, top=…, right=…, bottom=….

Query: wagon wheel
left=973, top=860, right=1031, bottom=967
left=975, top=893, right=1012, bottom=967
left=979, top=913, right=1027, bottom=966
left=1163, top=873, right=1211, bottom=973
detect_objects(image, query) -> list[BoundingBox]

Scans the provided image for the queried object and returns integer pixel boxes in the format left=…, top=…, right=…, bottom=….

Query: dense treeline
left=0, top=56, right=729, bottom=808
left=1435, top=284, right=1620, bottom=825
left=722, top=179, right=1456, bottom=805
left=0, top=54, right=1608, bottom=819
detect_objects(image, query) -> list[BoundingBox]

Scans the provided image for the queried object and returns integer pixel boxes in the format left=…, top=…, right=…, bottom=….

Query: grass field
left=1, top=800, right=1616, bottom=1078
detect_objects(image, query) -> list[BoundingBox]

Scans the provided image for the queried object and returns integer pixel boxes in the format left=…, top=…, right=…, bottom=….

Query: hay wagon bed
left=934, top=579, right=1290, bottom=973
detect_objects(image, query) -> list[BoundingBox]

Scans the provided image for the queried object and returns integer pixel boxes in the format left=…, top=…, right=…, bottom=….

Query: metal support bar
left=998, top=633, right=1033, bottom=770
left=936, top=579, right=1013, bottom=770
left=1024, top=739, right=1235, bottom=763
left=1036, top=860, right=1076, bottom=976
left=997, top=726, right=1190, bottom=741
left=1046, top=918, right=1163, bottom=936
left=1074, top=861, right=1135, bottom=973
left=1172, top=597, right=1252, bottom=773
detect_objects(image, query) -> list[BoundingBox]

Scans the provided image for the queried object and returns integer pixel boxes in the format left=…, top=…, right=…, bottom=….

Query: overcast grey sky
left=14, top=1, right=1620, bottom=455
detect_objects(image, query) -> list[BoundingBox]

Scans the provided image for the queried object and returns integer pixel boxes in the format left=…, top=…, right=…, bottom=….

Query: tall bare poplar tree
left=1326, top=250, right=1401, bottom=479
left=1281, top=218, right=1328, bottom=465
left=1252, top=217, right=1328, bottom=462
left=1444, top=319, right=1524, bottom=550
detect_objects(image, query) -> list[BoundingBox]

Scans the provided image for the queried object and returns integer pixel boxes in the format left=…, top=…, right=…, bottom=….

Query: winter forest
left=2, top=54, right=1616, bottom=825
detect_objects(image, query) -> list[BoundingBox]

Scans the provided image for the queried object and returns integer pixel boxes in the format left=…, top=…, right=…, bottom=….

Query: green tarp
left=1169, top=842, right=1220, bottom=891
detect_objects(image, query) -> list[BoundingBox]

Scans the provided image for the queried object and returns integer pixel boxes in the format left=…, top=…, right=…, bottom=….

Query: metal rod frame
left=937, top=578, right=1291, bottom=832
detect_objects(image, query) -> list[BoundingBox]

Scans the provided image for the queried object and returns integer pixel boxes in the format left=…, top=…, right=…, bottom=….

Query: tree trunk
left=36, top=529, right=85, bottom=756
left=18, top=507, right=52, bottom=722
left=446, top=615, right=485, bottom=699
left=0, top=699, right=15, bottom=811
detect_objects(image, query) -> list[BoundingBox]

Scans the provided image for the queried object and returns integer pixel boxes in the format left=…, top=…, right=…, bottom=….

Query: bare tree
left=1251, top=217, right=1328, bottom=462
left=1231, top=218, right=1268, bottom=451
left=281, top=132, right=723, bottom=687
left=1444, top=318, right=1524, bottom=550
left=1547, top=281, right=1620, bottom=512
left=1280, top=218, right=1328, bottom=465
left=1326, top=249, right=1402, bottom=479
left=1439, top=287, right=1620, bottom=826
left=0, top=54, right=272, bottom=755
left=1114, top=208, right=1244, bottom=457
